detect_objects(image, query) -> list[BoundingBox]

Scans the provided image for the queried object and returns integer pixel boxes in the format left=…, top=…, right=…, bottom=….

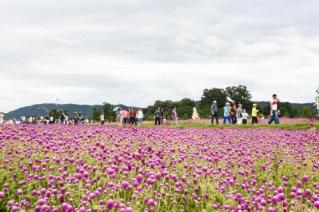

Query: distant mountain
left=4, top=103, right=126, bottom=120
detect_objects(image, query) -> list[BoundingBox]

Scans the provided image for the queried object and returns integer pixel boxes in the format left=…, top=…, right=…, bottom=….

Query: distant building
left=0, top=112, right=4, bottom=124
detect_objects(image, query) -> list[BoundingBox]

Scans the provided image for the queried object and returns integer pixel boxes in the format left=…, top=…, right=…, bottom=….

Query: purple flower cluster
left=0, top=124, right=318, bottom=211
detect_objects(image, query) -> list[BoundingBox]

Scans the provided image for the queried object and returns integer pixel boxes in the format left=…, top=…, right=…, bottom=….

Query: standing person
left=230, top=102, right=237, bottom=124
left=223, top=103, right=232, bottom=124
left=129, top=108, right=137, bottom=126
left=251, top=104, right=259, bottom=124
left=154, top=107, right=161, bottom=125
left=0, top=112, right=4, bottom=124
left=242, top=109, right=248, bottom=124
left=60, top=112, right=65, bottom=124
left=116, top=108, right=121, bottom=125
left=119, top=109, right=125, bottom=126
left=210, top=101, right=218, bottom=124
left=236, top=104, right=243, bottom=125
left=136, top=108, right=144, bottom=125
left=268, top=94, right=280, bottom=124
left=160, top=107, right=164, bottom=124
left=192, top=107, right=200, bottom=120
left=122, top=109, right=129, bottom=126
left=100, top=113, right=105, bottom=125
left=171, top=107, right=178, bottom=125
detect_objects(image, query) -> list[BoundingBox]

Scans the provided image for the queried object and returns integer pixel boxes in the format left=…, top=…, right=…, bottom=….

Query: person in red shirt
left=129, top=108, right=137, bottom=126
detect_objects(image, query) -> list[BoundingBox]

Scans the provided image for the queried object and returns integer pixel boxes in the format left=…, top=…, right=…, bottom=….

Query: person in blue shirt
left=223, top=102, right=232, bottom=124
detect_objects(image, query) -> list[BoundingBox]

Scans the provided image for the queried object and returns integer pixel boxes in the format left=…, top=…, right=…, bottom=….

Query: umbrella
left=113, top=107, right=120, bottom=112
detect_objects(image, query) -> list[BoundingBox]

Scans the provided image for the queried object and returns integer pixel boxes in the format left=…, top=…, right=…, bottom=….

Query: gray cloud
left=1, top=0, right=319, bottom=112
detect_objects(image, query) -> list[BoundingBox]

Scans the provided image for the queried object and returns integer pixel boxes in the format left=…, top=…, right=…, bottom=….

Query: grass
left=140, top=121, right=319, bottom=131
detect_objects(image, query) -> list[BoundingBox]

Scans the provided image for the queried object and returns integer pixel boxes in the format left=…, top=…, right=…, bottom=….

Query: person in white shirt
left=136, top=108, right=144, bottom=125
left=236, top=104, right=243, bottom=125
left=268, top=94, right=280, bottom=124
left=242, top=109, right=249, bottom=124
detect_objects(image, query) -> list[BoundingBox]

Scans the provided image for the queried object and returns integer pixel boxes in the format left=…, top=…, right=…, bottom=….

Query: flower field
left=0, top=125, right=319, bottom=211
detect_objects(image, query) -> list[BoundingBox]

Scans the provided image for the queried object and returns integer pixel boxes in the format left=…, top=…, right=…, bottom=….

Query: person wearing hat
left=223, top=102, right=232, bottom=124
left=268, top=94, right=280, bottom=124
left=251, top=104, right=259, bottom=124
left=210, top=100, right=218, bottom=124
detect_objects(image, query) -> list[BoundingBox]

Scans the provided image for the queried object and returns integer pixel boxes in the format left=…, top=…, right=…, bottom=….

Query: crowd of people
left=212, top=94, right=280, bottom=125
left=1, top=94, right=282, bottom=126
left=114, top=108, right=144, bottom=126
left=18, top=112, right=89, bottom=125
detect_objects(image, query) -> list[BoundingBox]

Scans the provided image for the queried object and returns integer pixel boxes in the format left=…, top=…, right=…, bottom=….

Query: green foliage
left=102, top=102, right=116, bottom=122
left=48, top=109, right=68, bottom=120
left=199, top=88, right=227, bottom=118
left=225, top=85, right=253, bottom=111
left=92, top=107, right=102, bottom=121
left=298, top=106, right=314, bottom=118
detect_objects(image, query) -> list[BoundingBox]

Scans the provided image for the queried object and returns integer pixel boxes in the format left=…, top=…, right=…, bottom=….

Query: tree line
left=49, top=85, right=316, bottom=121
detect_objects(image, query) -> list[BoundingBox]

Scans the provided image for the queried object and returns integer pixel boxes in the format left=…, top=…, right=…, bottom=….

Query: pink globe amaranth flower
left=296, top=189, right=303, bottom=196
left=147, top=199, right=156, bottom=207
left=302, top=175, right=310, bottom=183
left=290, top=192, right=296, bottom=198
left=136, top=174, right=143, bottom=183
left=0, top=192, right=5, bottom=199
left=267, top=207, right=276, bottom=212
left=11, top=206, right=19, bottom=212
left=304, top=189, right=312, bottom=197
left=41, top=204, right=50, bottom=212
left=296, top=181, right=302, bottom=187
left=78, top=207, right=86, bottom=212
left=314, top=201, right=319, bottom=209
left=16, top=189, right=23, bottom=195
left=107, top=199, right=115, bottom=209
left=277, top=193, right=285, bottom=201
left=212, top=204, right=219, bottom=209
left=121, top=181, right=129, bottom=190
left=37, top=199, right=46, bottom=205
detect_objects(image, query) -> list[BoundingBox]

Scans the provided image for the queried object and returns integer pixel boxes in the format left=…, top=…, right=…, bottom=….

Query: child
left=242, top=109, right=248, bottom=124
left=251, top=104, right=259, bottom=124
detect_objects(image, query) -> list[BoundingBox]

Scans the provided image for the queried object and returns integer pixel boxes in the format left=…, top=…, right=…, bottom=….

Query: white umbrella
left=113, top=107, right=120, bottom=112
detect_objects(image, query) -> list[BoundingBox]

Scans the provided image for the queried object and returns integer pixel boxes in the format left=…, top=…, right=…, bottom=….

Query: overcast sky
left=1, top=0, right=319, bottom=112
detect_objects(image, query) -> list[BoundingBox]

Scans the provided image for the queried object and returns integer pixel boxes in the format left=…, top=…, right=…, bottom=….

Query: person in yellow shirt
left=251, top=104, right=259, bottom=124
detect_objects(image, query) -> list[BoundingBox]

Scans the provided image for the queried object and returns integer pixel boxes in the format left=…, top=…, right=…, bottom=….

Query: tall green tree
left=199, top=88, right=227, bottom=118
left=92, top=107, right=102, bottom=121
left=225, top=85, right=252, bottom=110
left=178, top=98, right=195, bottom=119
left=103, top=102, right=116, bottom=122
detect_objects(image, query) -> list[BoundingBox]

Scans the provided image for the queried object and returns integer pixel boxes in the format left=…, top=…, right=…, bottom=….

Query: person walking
left=242, top=109, right=248, bottom=124
left=210, top=101, right=218, bottom=124
left=136, top=108, right=144, bottom=125
left=268, top=94, right=280, bottom=124
left=236, top=104, right=243, bottom=125
left=223, top=103, right=232, bottom=124
left=154, top=107, right=161, bottom=125
left=251, top=104, right=259, bottom=124
left=171, top=107, right=178, bottom=125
